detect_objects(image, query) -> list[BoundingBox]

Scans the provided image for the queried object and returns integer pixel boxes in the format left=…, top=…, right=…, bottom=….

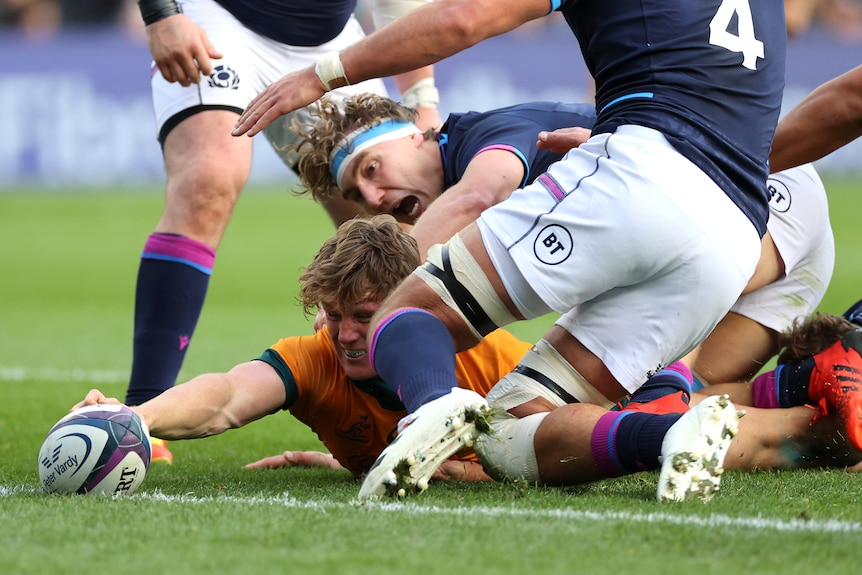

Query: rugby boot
left=807, top=330, right=862, bottom=451
left=359, top=388, right=492, bottom=499
left=657, top=394, right=743, bottom=502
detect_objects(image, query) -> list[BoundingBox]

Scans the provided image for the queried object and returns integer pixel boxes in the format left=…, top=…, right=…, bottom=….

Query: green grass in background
left=1, top=181, right=861, bottom=574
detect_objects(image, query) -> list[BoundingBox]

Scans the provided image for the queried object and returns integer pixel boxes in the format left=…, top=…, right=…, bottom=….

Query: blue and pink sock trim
left=751, top=368, right=781, bottom=409
left=141, top=233, right=215, bottom=275
left=590, top=411, right=633, bottom=478
left=368, top=307, right=435, bottom=369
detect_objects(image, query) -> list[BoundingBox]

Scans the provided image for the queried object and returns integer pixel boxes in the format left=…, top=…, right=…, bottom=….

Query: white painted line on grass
left=4, top=485, right=858, bottom=534
left=0, top=366, right=128, bottom=384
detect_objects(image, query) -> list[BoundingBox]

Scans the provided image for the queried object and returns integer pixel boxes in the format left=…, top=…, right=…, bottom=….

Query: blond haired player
left=77, top=216, right=527, bottom=480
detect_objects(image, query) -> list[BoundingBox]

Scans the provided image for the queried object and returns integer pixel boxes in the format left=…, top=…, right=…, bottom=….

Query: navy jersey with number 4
left=557, top=0, right=786, bottom=237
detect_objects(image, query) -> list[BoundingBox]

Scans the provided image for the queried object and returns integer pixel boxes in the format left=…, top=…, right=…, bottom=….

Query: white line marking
left=0, top=366, right=128, bottom=384
left=3, top=485, right=859, bottom=533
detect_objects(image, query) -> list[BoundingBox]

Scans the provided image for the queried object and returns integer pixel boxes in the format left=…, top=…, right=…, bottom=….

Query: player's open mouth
left=392, top=196, right=420, bottom=220
left=344, top=349, right=366, bottom=359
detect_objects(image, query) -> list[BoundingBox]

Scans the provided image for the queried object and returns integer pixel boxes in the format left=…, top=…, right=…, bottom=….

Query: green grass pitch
left=1, top=180, right=862, bottom=574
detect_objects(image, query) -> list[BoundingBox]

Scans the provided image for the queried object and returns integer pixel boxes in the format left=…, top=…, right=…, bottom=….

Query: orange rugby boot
left=621, top=391, right=690, bottom=415
left=808, top=330, right=862, bottom=451
left=150, top=437, right=174, bottom=464
left=622, top=361, right=692, bottom=415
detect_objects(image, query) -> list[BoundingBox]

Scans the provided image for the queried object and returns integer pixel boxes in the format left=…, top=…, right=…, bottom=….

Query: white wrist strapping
left=401, top=77, right=440, bottom=109
left=315, top=51, right=350, bottom=91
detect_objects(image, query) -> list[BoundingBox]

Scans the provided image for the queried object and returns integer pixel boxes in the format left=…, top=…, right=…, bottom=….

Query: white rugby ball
left=38, top=404, right=151, bottom=496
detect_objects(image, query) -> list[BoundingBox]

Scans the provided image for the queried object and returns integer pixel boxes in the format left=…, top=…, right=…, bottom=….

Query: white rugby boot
left=657, top=394, right=744, bottom=502
left=358, top=387, right=492, bottom=499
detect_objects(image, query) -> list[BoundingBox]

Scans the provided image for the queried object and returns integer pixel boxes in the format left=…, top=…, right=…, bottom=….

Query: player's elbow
left=432, top=1, right=507, bottom=48
left=459, top=187, right=507, bottom=217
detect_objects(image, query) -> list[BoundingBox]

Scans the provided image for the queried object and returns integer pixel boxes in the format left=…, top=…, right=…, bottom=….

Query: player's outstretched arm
left=138, top=361, right=286, bottom=440
left=770, top=64, right=862, bottom=173
left=73, top=361, right=286, bottom=441
left=244, top=451, right=494, bottom=482
left=232, top=0, right=549, bottom=137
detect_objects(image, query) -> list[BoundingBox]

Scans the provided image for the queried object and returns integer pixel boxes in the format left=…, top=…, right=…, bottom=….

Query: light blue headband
left=330, top=119, right=421, bottom=190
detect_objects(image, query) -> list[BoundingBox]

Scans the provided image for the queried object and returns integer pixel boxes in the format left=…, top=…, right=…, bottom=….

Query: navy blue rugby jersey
left=440, top=101, right=597, bottom=189
left=557, top=0, right=786, bottom=237
left=214, top=0, right=356, bottom=46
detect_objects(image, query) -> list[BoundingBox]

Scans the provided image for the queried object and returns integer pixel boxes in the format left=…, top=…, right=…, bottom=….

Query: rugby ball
left=38, top=404, right=151, bottom=496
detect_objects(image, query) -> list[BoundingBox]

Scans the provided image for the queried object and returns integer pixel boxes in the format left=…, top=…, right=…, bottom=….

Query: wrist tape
left=401, top=77, right=439, bottom=109
left=315, top=51, right=350, bottom=91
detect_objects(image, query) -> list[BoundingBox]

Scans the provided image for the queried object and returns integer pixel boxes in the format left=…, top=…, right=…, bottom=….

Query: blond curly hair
left=291, top=93, right=433, bottom=203
left=299, top=215, right=420, bottom=317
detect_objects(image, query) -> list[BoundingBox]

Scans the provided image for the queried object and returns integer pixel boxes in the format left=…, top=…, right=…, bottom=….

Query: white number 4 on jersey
left=709, top=0, right=765, bottom=70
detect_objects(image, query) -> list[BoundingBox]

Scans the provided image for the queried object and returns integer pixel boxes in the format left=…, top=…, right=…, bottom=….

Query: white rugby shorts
left=477, top=125, right=762, bottom=393
left=150, top=0, right=388, bottom=166
left=730, top=163, right=834, bottom=332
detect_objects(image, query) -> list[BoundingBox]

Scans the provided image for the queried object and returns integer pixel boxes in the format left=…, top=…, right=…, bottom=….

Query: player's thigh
left=403, top=225, right=528, bottom=347
left=556, top=270, right=744, bottom=394
left=477, top=126, right=760, bottom=315
left=733, top=164, right=835, bottom=333
left=729, top=237, right=834, bottom=344
left=159, top=111, right=254, bottom=240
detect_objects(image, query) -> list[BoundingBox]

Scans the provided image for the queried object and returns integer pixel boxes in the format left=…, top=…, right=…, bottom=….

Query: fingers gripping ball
left=38, top=404, right=151, bottom=496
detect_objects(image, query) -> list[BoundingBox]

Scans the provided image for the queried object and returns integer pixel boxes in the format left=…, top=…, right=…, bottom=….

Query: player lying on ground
left=473, top=317, right=862, bottom=498
left=77, top=216, right=528, bottom=481
left=290, top=94, right=834, bottom=387
left=72, top=216, right=862, bottom=497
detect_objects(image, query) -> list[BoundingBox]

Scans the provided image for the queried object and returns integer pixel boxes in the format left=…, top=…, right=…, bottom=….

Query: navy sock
left=126, top=234, right=214, bottom=405
left=775, top=357, right=816, bottom=407
left=591, top=411, right=681, bottom=477
left=369, top=309, right=459, bottom=413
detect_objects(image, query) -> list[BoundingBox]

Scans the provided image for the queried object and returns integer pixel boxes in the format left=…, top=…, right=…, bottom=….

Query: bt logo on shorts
left=533, top=224, right=572, bottom=265
left=207, top=65, right=240, bottom=90
left=766, top=177, right=791, bottom=213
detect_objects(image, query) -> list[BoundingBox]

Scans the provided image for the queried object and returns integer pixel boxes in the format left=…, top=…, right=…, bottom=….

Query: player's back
left=214, top=0, right=357, bottom=45
left=441, top=101, right=597, bottom=188
left=558, top=0, right=787, bottom=237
